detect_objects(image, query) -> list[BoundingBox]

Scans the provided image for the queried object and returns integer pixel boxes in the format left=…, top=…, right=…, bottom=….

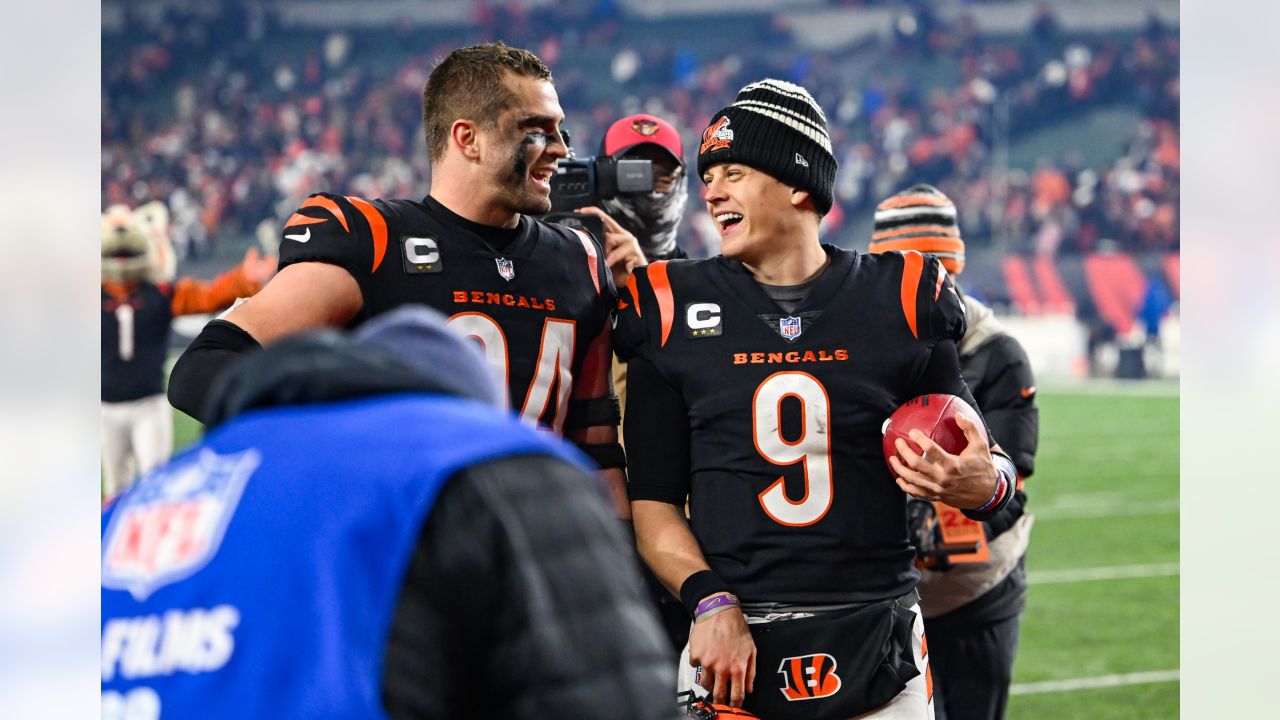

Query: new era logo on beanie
left=868, top=184, right=966, bottom=274
left=696, top=79, right=838, bottom=215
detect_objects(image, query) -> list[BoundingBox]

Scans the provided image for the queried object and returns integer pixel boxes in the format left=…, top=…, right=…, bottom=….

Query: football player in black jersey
left=101, top=204, right=274, bottom=500
left=167, top=43, right=627, bottom=514
left=617, top=80, right=1021, bottom=719
left=869, top=185, right=1039, bottom=720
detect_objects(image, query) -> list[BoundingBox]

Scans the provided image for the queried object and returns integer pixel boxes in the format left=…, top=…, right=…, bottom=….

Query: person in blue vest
left=101, top=305, right=678, bottom=720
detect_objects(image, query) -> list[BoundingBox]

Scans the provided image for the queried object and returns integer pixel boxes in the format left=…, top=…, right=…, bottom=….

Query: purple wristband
left=694, top=592, right=740, bottom=619
left=974, top=474, right=1008, bottom=513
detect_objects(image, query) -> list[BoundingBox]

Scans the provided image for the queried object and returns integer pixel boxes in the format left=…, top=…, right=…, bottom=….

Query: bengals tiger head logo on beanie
left=696, top=79, right=838, bottom=216
left=868, top=184, right=966, bottom=274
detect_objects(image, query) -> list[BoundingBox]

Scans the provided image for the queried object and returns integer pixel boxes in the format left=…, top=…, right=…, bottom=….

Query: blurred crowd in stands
left=103, top=0, right=1178, bottom=262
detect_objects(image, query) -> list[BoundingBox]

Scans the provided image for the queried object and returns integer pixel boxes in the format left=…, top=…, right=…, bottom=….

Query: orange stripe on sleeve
left=300, top=195, right=350, bottom=233
left=345, top=196, right=388, bottom=273
left=572, top=229, right=602, bottom=296
left=624, top=273, right=641, bottom=316
left=283, top=213, right=330, bottom=229
left=648, top=261, right=674, bottom=347
left=900, top=251, right=924, bottom=339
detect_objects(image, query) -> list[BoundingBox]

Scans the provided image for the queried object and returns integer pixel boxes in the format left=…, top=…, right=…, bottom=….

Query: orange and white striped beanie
left=868, top=184, right=965, bottom=274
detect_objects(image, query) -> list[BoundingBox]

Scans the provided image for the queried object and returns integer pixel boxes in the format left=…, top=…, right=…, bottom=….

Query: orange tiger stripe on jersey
left=290, top=195, right=351, bottom=233
left=921, top=633, right=934, bottom=700
left=572, top=229, right=602, bottom=296
left=283, top=213, right=330, bottom=228
left=623, top=273, right=641, bottom=316
left=935, top=264, right=946, bottom=300
left=899, top=251, right=924, bottom=339
left=345, top=196, right=388, bottom=272
left=877, top=194, right=952, bottom=210
left=648, top=261, right=674, bottom=347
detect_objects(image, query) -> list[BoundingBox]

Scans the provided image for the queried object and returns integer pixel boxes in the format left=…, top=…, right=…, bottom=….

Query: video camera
left=543, top=131, right=656, bottom=243
left=547, top=130, right=655, bottom=212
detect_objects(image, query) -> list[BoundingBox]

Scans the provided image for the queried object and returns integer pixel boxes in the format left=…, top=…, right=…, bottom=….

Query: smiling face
left=480, top=73, right=568, bottom=216
left=702, top=162, right=812, bottom=265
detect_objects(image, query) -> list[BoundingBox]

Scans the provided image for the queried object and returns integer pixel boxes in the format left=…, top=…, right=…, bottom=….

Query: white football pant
left=101, top=394, right=173, bottom=500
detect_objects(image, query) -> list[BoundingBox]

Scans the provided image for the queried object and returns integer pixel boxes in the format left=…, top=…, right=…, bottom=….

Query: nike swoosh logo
left=1020, top=386, right=1037, bottom=398
left=285, top=228, right=311, bottom=243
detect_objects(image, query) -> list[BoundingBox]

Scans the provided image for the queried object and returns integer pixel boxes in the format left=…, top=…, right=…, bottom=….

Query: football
left=881, top=394, right=983, bottom=471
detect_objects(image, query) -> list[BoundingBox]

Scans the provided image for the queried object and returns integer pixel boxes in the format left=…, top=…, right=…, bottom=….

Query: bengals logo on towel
left=778, top=653, right=843, bottom=701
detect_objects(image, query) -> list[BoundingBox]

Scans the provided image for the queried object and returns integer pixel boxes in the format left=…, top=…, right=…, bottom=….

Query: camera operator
left=573, top=113, right=690, bottom=288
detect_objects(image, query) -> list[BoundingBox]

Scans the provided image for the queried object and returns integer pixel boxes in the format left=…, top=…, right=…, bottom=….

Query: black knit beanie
left=696, top=79, right=838, bottom=215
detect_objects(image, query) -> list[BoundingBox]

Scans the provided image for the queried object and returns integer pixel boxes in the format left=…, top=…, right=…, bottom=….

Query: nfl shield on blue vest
left=102, top=448, right=261, bottom=601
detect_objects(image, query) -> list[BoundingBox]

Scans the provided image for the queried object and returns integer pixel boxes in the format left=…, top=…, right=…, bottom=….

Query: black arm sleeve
left=622, top=356, right=691, bottom=505
left=382, top=454, right=679, bottom=720
left=916, top=339, right=992, bottom=444
left=166, top=319, right=260, bottom=424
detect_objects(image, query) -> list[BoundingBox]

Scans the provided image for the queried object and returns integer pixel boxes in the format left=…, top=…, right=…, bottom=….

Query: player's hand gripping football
left=889, top=413, right=1000, bottom=510
left=689, top=605, right=756, bottom=708
left=575, top=206, right=646, bottom=288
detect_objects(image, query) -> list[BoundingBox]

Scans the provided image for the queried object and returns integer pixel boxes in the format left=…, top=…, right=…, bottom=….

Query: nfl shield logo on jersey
left=780, top=316, right=802, bottom=341
left=495, top=257, right=516, bottom=282
left=102, top=448, right=261, bottom=601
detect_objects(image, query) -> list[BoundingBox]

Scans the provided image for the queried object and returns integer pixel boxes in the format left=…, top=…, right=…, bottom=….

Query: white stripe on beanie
left=731, top=100, right=833, bottom=154
left=737, top=79, right=829, bottom=122
left=873, top=205, right=958, bottom=223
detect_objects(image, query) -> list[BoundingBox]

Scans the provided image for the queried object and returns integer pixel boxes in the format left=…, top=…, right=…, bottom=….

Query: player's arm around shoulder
left=221, top=262, right=362, bottom=344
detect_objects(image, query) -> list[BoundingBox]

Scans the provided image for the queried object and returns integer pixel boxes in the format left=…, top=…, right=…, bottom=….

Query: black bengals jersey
left=617, top=245, right=981, bottom=604
left=104, top=269, right=259, bottom=403
left=278, top=193, right=615, bottom=432
left=103, top=283, right=177, bottom=403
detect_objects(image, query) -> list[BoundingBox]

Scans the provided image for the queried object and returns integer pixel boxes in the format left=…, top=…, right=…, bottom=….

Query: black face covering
left=598, top=167, right=688, bottom=260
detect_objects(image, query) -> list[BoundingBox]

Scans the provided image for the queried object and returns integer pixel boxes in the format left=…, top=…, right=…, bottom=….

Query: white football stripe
left=1027, top=562, right=1178, bottom=585
left=1034, top=497, right=1179, bottom=519
left=1010, top=669, right=1179, bottom=695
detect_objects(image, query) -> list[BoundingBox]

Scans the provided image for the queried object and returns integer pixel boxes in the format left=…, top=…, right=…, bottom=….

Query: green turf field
left=1007, top=384, right=1179, bottom=718
left=168, top=383, right=1181, bottom=718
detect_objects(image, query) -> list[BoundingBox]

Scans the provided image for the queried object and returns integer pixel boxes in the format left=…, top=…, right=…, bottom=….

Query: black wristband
left=565, top=395, right=622, bottom=429
left=679, top=570, right=731, bottom=618
left=575, top=441, right=627, bottom=470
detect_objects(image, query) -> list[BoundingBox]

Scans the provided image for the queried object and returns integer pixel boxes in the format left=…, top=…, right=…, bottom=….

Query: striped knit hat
left=696, top=79, right=837, bottom=215
left=868, top=184, right=965, bottom=274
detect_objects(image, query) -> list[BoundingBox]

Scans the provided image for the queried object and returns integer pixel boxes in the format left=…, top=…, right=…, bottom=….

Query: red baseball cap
left=601, top=113, right=683, bottom=166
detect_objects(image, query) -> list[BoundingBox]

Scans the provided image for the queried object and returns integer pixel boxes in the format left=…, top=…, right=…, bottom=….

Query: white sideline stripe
left=1028, top=562, right=1178, bottom=584
left=1038, top=380, right=1180, bottom=398
left=1035, top=498, right=1179, bottom=519
left=1011, top=669, right=1180, bottom=695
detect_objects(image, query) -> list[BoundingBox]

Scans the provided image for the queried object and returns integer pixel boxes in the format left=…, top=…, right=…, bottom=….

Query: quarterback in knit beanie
left=696, top=79, right=838, bottom=215
left=868, top=184, right=966, bottom=274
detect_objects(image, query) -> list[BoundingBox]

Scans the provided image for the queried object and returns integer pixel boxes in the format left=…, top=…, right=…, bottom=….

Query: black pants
left=928, top=611, right=1021, bottom=720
